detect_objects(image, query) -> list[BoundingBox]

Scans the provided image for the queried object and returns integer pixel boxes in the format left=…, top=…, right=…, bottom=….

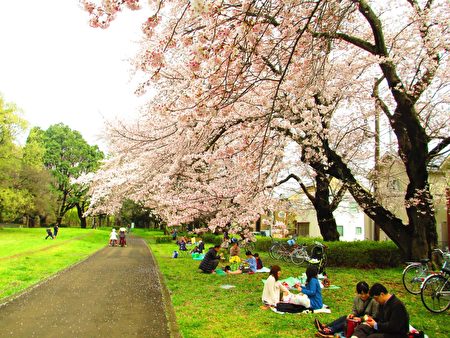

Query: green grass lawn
left=0, top=227, right=109, bottom=300
left=1, top=228, right=448, bottom=337
left=145, top=238, right=449, bottom=338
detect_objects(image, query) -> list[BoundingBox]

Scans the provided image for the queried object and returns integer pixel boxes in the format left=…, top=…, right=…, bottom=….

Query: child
left=224, top=251, right=257, bottom=275
left=315, top=281, right=378, bottom=337
left=118, top=227, right=127, bottom=247
left=296, top=265, right=322, bottom=310
left=254, top=253, right=263, bottom=269
left=244, top=251, right=257, bottom=273
left=109, top=228, right=118, bottom=246
left=45, top=227, right=54, bottom=240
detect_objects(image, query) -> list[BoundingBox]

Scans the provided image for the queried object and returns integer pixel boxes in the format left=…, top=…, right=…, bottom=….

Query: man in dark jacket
left=199, top=245, right=221, bottom=273
left=352, top=283, right=409, bottom=338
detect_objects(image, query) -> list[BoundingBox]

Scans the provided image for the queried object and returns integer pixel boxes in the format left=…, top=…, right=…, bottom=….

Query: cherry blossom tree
left=82, top=0, right=449, bottom=259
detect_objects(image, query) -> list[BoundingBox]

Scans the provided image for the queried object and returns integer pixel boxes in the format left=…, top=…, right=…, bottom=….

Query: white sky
left=0, top=0, right=149, bottom=151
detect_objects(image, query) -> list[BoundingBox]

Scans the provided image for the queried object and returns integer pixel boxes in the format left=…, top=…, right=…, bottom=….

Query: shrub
left=325, top=240, right=403, bottom=268
left=155, top=236, right=173, bottom=244
left=200, top=233, right=222, bottom=245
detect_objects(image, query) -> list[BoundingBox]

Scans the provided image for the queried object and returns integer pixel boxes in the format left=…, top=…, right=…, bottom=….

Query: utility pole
left=373, top=89, right=381, bottom=241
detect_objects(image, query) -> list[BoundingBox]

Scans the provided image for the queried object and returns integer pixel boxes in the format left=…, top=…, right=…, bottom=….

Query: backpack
left=275, top=302, right=308, bottom=313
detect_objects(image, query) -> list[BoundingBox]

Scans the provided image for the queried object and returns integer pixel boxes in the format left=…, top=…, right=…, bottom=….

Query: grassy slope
left=0, top=227, right=108, bottom=300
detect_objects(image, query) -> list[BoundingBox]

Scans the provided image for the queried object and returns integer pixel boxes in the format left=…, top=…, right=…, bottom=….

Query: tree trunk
left=39, top=215, right=47, bottom=227
left=76, top=203, right=87, bottom=229
left=322, top=141, right=419, bottom=259
left=389, top=103, right=437, bottom=260
left=314, top=172, right=340, bottom=241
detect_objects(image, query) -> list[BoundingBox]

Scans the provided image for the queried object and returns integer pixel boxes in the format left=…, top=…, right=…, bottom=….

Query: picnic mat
left=270, top=305, right=331, bottom=314
left=256, top=267, right=270, bottom=273
left=192, top=253, right=205, bottom=260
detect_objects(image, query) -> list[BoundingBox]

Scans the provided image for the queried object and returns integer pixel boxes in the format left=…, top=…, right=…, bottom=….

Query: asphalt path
left=0, top=237, right=179, bottom=338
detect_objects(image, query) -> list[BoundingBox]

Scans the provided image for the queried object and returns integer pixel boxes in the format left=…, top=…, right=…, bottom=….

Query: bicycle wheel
left=402, top=263, right=429, bottom=295
left=269, top=243, right=280, bottom=259
left=244, top=241, right=255, bottom=252
left=290, top=248, right=306, bottom=265
left=420, top=274, right=450, bottom=313
left=271, top=244, right=284, bottom=260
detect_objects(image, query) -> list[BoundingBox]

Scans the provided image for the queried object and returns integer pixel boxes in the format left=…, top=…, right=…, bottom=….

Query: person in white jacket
left=109, top=228, right=118, bottom=246
left=261, top=265, right=288, bottom=309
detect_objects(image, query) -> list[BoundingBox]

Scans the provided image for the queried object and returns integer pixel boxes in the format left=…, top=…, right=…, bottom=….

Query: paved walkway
left=0, top=237, right=179, bottom=338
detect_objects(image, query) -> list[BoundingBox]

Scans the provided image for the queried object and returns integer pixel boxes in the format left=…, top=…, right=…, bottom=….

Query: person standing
left=351, top=283, right=409, bottom=338
left=53, top=225, right=59, bottom=238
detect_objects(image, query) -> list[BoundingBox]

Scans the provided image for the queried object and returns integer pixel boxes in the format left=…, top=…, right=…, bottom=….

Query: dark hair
left=213, top=244, right=221, bottom=249
left=356, top=281, right=370, bottom=294
left=305, top=265, right=319, bottom=284
left=254, top=253, right=259, bottom=258
left=269, top=265, right=281, bottom=281
left=369, top=283, right=388, bottom=296
left=245, top=250, right=252, bottom=256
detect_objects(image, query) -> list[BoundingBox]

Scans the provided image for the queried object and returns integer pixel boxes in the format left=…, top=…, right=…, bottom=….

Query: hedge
left=173, top=233, right=404, bottom=268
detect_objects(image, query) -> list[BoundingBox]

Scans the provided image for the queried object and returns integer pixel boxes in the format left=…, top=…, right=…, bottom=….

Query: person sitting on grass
left=295, top=265, right=323, bottom=310
left=223, top=251, right=258, bottom=275
left=198, top=245, right=221, bottom=273
left=351, top=283, right=409, bottom=338
left=315, top=281, right=379, bottom=337
left=177, top=237, right=188, bottom=252
left=229, top=238, right=240, bottom=257
left=254, top=253, right=263, bottom=269
left=261, top=265, right=289, bottom=309
left=45, top=227, right=54, bottom=240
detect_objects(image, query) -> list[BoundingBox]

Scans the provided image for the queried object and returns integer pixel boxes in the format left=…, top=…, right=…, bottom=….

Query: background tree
left=36, top=123, right=104, bottom=227
left=0, top=95, right=31, bottom=223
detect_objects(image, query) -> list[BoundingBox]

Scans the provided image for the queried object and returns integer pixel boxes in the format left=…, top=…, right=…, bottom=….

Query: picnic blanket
left=192, top=253, right=205, bottom=260
left=256, top=267, right=270, bottom=273
left=271, top=304, right=331, bottom=314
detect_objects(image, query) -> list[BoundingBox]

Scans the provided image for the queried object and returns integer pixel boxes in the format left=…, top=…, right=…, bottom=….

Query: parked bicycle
left=402, top=248, right=449, bottom=294
left=269, top=236, right=299, bottom=261
left=420, top=251, right=450, bottom=313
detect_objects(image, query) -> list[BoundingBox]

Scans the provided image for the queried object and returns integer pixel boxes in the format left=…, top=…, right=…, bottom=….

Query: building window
left=349, top=202, right=359, bottom=212
left=337, top=225, right=344, bottom=236
left=356, top=227, right=362, bottom=235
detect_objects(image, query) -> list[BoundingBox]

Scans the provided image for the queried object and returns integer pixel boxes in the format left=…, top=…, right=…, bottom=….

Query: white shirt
left=262, top=275, right=288, bottom=306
